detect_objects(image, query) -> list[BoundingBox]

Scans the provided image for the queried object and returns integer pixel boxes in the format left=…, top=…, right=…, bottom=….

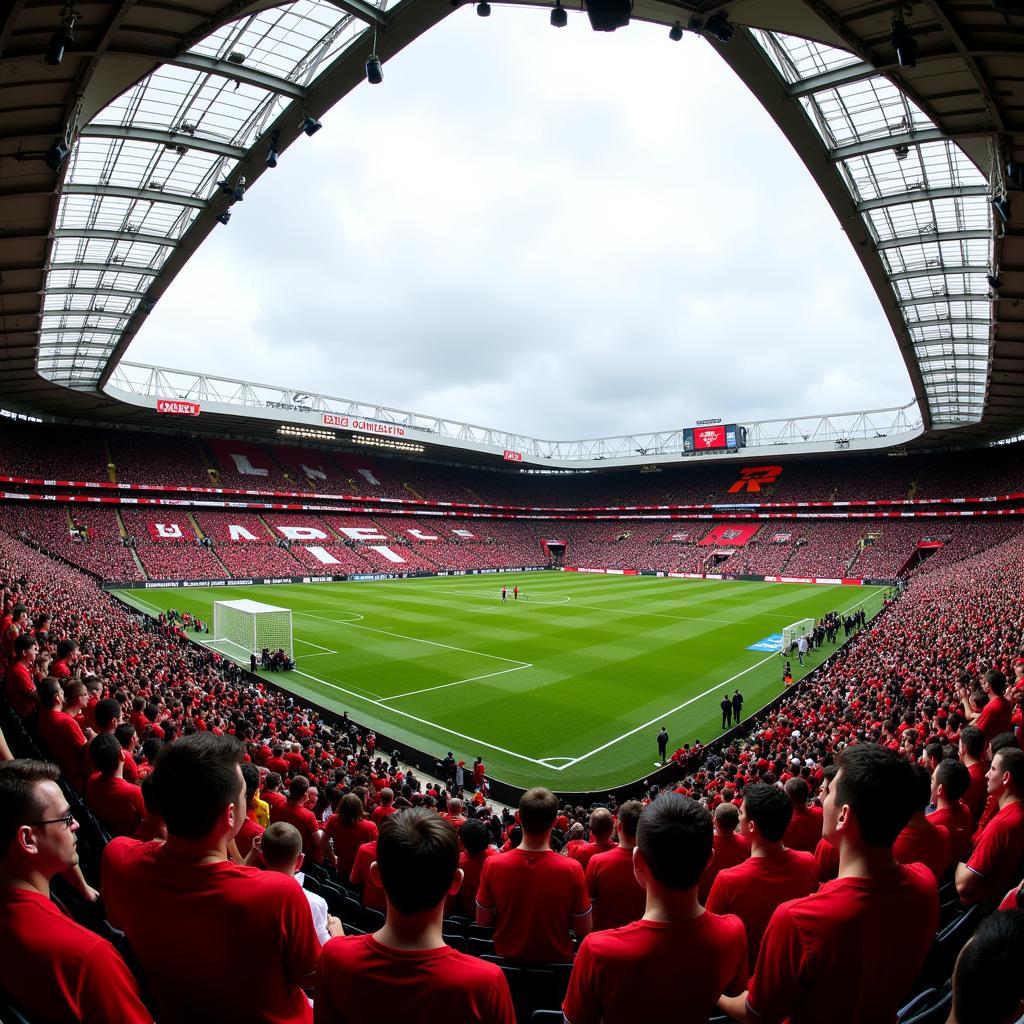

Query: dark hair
left=37, top=677, right=61, bottom=709
left=834, top=743, right=917, bottom=848
left=93, top=698, right=121, bottom=731
left=56, top=639, right=77, bottom=661
left=337, top=793, right=364, bottom=826
left=140, top=774, right=160, bottom=815
left=264, top=772, right=282, bottom=792
left=743, top=783, right=793, bottom=842
left=151, top=734, right=244, bottom=840
left=241, top=762, right=261, bottom=802
left=617, top=800, right=643, bottom=840
left=907, top=763, right=933, bottom=812
left=0, top=760, right=61, bottom=857
left=261, top=821, right=303, bottom=868
left=89, top=733, right=123, bottom=775
left=114, top=723, right=136, bottom=750
left=14, top=634, right=37, bottom=657
left=960, top=725, right=985, bottom=758
left=953, top=911, right=1024, bottom=1024
left=636, top=794, right=712, bottom=890
left=519, top=788, right=558, bottom=835
left=991, top=733, right=1020, bottom=756
left=934, top=759, right=970, bottom=802
left=288, top=775, right=310, bottom=801
left=785, top=777, right=809, bottom=804
left=984, top=669, right=1008, bottom=697
left=459, top=818, right=489, bottom=855
left=376, top=809, right=459, bottom=914
left=994, top=747, right=1024, bottom=791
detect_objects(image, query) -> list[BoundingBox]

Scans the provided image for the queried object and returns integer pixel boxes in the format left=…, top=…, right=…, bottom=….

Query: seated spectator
left=262, top=771, right=287, bottom=812
left=440, top=795, right=466, bottom=831
left=234, top=762, right=265, bottom=859
left=36, top=676, right=90, bottom=790
left=451, top=818, right=496, bottom=919
left=568, top=807, right=616, bottom=869
left=718, top=743, right=939, bottom=1024
left=927, top=758, right=973, bottom=864
left=563, top=794, right=746, bottom=1024
left=586, top=799, right=645, bottom=931
left=477, top=787, right=592, bottom=962
left=0, top=759, right=150, bottom=1023
left=699, top=801, right=750, bottom=900
left=782, top=777, right=823, bottom=852
left=270, top=774, right=323, bottom=863
left=85, top=734, right=145, bottom=837
left=260, top=821, right=342, bottom=947
left=316, top=809, right=514, bottom=1023
left=893, top=764, right=951, bottom=880
left=706, top=783, right=818, bottom=966
left=101, top=733, right=320, bottom=1023
left=948, top=910, right=1024, bottom=1024
left=325, top=793, right=377, bottom=878
left=956, top=746, right=1024, bottom=905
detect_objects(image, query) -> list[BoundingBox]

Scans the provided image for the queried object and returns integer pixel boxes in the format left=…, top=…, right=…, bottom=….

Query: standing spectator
left=5, top=633, right=39, bottom=718
left=699, top=802, right=750, bottom=901
left=351, top=836, right=386, bottom=912
left=562, top=794, right=746, bottom=1024
left=928, top=759, right=973, bottom=864
left=262, top=771, right=287, bottom=813
left=477, top=787, right=592, bottom=962
left=706, top=783, right=818, bottom=967
left=961, top=669, right=1013, bottom=742
left=569, top=807, right=617, bottom=870
left=782, top=777, right=823, bottom=853
left=36, top=676, right=90, bottom=791
left=718, top=744, right=939, bottom=1024
left=372, top=788, right=397, bottom=827
left=657, top=726, right=669, bottom=765
left=893, top=764, right=951, bottom=881
left=732, top=690, right=744, bottom=724
left=324, top=793, right=378, bottom=878
left=316, top=809, right=514, bottom=1023
left=960, top=725, right=990, bottom=825
left=452, top=819, right=496, bottom=919
left=721, top=694, right=733, bottom=730
left=270, top=774, right=323, bottom=863
left=0, top=760, right=151, bottom=1023
left=234, top=762, right=265, bottom=859
left=586, top=800, right=645, bottom=931
left=101, top=733, right=320, bottom=1023
left=85, top=734, right=145, bottom=838
left=473, top=756, right=486, bottom=791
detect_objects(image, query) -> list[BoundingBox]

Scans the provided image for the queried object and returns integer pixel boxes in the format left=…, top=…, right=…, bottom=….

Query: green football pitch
left=117, top=573, right=886, bottom=792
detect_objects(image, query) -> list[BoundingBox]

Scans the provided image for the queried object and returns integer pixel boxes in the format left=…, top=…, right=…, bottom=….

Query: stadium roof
left=0, top=0, right=1022, bottom=452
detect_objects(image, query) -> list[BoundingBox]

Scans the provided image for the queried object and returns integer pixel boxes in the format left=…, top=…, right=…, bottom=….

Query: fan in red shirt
left=324, top=793, right=378, bottom=877
left=351, top=838, right=387, bottom=911
left=262, top=772, right=288, bottom=812
left=85, top=734, right=145, bottom=837
left=927, top=758, right=974, bottom=864
left=960, top=724, right=990, bottom=825
left=569, top=807, right=617, bottom=870
left=782, top=777, right=824, bottom=852
left=5, top=634, right=39, bottom=718
left=371, top=787, right=398, bottom=826
left=235, top=762, right=266, bottom=858
left=317, top=808, right=513, bottom=1024
left=719, top=743, right=939, bottom=1024
left=269, top=775, right=323, bottom=862
left=961, top=669, right=1014, bottom=742
left=563, top=794, right=747, bottom=1024
left=893, top=763, right=951, bottom=881
left=450, top=819, right=497, bottom=918
left=707, top=783, right=818, bottom=967
left=101, top=733, right=320, bottom=1024
left=586, top=800, right=645, bottom=931
left=477, top=787, right=592, bottom=962
left=956, top=747, right=1024, bottom=906
left=266, top=746, right=290, bottom=776
left=36, top=677, right=91, bottom=791
left=698, top=802, right=750, bottom=901
left=0, top=759, right=151, bottom=1024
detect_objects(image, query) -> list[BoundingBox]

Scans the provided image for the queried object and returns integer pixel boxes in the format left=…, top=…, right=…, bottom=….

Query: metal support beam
left=786, top=60, right=876, bottom=97
left=888, top=264, right=990, bottom=282
left=897, top=293, right=989, bottom=307
left=78, top=124, right=246, bottom=160
left=62, top=183, right=207, bottom=209
left=53, top=227, right=178, bottom=248
left=907, top=316, right=990, bottom=328
left=856, top=184, right=991, bottom=212
left=875, top=228, right=991, bottom=251
left=46, top=287, right=148, bottom=300
left=830, top=128, right=949, bottom=162
left=168, top=52, right=309, bottom=100
left=48, top=262, right=161, bottom=277
left=39, top=326, right=122, bottom=335
left=324, top=0, right=389, bottom=27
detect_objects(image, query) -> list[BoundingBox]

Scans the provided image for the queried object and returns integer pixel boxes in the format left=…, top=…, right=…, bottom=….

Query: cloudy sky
left=128, top=7, right=913, bottom=440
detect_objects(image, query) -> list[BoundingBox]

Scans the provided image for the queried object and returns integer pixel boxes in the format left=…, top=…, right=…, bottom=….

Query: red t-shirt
left=563, top=913, right=747, bottom=1024
left=928, top=803, right=973, bottom=864
left=706, top=849, right=819, bottom=966
left=264, top=790, right=288, bottom=812
left=236, top=813, right=265, bottom=858
left=453, top=847, right=497, bottom=919
left=569, top=837, right=616, bottom=871
left=893, top=819, right=951, bottom=881
left=315, top=933, right=514, bottom=1024
left=746, top=864, right=939, bottom=1024
left=477, top=848, right=591, bottom=962
left=371, top=804, right=397, bottom=827
left=102, top=838, right=319, bottom=1023
left=964, top=761, right=989, bottom=825
left=325, top=817, right=378, bottom=878
left=976, top=695, right=1013, bottom=742
left=350, top=840, right=386, bottom=911
left=5, top=661, right=36, bottom=717
left=85, top=774, right=145, bottom=837
left=813, top=838, right=840, bottom=882
left=270, top=800, right=322, bottom=861
left=699, top=831, right=751, bottom=901
left=964, top=799, right=1024, bottom=904
left=38, top=707, right=89, bottom=790
left=0, top=885, right=151, bottom=1024
left=783, top=804, right=824, bottom=853
left=586, top=846, right=645, bottom=931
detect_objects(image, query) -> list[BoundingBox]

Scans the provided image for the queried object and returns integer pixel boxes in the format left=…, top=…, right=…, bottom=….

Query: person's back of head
left=264, top=771, right=282, bottom=793
left=960, top=725, right=985, bottom=760
left=617, top=800, right=643, bottom=841
left=588, top=806, right=614, bottom=841
left=460, top=817, right=489, bottom=856
left=951, top=910, right=1024, bottom=1024
left=907, top=763, right=932, bottom=813
left=714, top=801, right=740, bottom=835
left=338, top=793, right=364, bottom=826
left=376, top=808, right=459, bottom=914
left=448, top=797, right=463, bottom=816
left=94, top=698, right=122, bottom=731
left=380, top=787, right=394, bottom=806
left=519, top=788, right=558, bottom=837
left=152, top=733, right=244, bottom=840
left=636, top=794, right=712, bottom=891
left=37, top=677, right=61, bottom=710
left=261, top=821, right=303, bottom=875
left=89, top=733, right=122, bottom=776
left=991, top=733, right=1020, bottom=758
left=933, top=759, right=970, bottom=804
left=785, top=776, right=809, bottom=807
left=985, top=669, right=1008, bottom=698
left=288, top=775, right=310, bottom=803
left=241, top=762, right=261, bottom=805
left=831, top=743, right=916, bottom=849
left=743, top=783, right=793, bottom=843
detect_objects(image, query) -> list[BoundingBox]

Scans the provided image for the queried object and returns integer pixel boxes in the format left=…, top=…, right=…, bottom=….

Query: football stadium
left=1, top=0, right=1024, bottom=1021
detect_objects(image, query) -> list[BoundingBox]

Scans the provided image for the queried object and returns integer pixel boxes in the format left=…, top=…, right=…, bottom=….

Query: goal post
left=781, top=617, right=816, bottom=655
left=213, top=599, right=293, bottom=661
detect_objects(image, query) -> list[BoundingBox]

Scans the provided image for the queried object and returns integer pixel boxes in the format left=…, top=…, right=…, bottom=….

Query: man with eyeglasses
left=0, top=759, right=151, bottom=1022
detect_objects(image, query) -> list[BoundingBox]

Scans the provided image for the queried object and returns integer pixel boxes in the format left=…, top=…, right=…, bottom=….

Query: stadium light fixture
left=703, top=10, right=734, bottom=42
left=551, top=3, right=568, bottom=27
left=477, top=2, right=491, bottom=15
left=45, top=3, right=77, bottom=66
left=44, top=138, right=71, bottom=171
left=669, top=22, right=683, bottom=41
left=992, top=195, right=1011, bottom=225
left=218, top=176, right=246, bottom=202
left=266, top=132, right=280, bottom=168
left=352, top=436, right=425, bottom=454
left=365, top=26, right=383, bottom=84
left=301, top=114, right=322, bottom=136
left=278, top=425, right=336, bottom=441
left=216, top=211, right=231, bottom=225
left=1008, top=161, right=1024, bottom=189
left=890, top=15, right=917, bottom=68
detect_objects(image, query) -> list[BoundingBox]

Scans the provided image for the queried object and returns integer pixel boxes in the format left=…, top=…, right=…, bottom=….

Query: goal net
left=213, top=599, right=292, bottom=661
left=781, top=617, right=816, bottom=654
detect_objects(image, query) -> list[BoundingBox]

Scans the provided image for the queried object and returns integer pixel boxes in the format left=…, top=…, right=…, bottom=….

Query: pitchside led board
left=682, top=424, right=745, bottom=452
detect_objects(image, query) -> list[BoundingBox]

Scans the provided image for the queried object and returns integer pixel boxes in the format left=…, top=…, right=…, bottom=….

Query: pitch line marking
left=291, top=667, right=552, bottom=769
left=379, top=663, right=533, bottom=702
left=293, top=637, right=336, bottom=654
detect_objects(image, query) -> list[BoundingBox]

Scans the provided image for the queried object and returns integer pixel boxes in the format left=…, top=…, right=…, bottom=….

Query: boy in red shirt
left=718, top=743, right=939, bottom=1024
left=893, top=763, right=951, bottom=880
left=782, top=777, right=823, bottom=852
left=0, top=759, right=150, bottom=1023
left=477, top=787, right=592, bottom=961
left=317, top=809, right=514, bottom=1023
left=927, top=758, right=973, bottom=864
left=270, top=774, right=323, bottom=861
left=85, top=733, right=145, bottom=837
left=586, top=800, right=645, bottom=931
left=563, top=793, right=747, bottom=1024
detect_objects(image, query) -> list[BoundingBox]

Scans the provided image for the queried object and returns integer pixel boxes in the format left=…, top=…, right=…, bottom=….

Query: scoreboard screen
left=683, top=424, right=743, bottom=451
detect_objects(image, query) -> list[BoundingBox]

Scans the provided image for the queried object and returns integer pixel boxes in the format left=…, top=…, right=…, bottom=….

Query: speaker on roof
left=584, top=0, right=631, bottom=31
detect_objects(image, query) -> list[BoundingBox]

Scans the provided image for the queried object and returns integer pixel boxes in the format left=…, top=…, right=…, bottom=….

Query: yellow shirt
left=254, top=794, right=271, bottom=828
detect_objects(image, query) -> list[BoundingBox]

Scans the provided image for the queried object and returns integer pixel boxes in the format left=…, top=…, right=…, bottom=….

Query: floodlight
left=890, top=17, right=917, bottom=68
left=584, top=0, right=631, bottom=31
left=477, top=2, right=491, bottom=15
left=44, top=139, right=70, bottom=171
left=302, top=115, right=322, bottom=136
left=894, top=143, right=910, bottom=160
left=987, top=275, right=1002, bottom=291
left=1008, top=161, right=1024, bottom=189
left=992, top=195, right=1011, bottom=224
left=216, top=211, right=231, bottom=225
left=703, top=10, right=734, bottom=42
left=366, top=55, right=383, bottom=84
left=44, top=3, right=77, bottom=66
left=551, top=3, right=567, bottom=27
left=266, top=132, right=279, bottom=168
left=669, top=22, right=683, bottom=40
